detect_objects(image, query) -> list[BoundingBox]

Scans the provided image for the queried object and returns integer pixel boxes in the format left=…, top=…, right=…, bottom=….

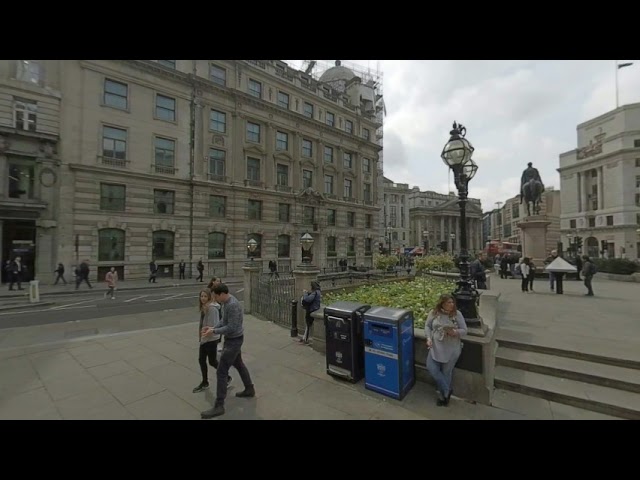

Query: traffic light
left=378, top=242, right=384, bottom=253
left=575, top=236, right=583, bottom=251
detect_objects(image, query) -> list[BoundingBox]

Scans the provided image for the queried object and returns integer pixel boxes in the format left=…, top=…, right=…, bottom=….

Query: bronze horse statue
left=521, top=179, right=543, bottom=216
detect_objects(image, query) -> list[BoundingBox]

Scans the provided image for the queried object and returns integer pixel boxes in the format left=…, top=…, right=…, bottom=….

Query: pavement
left=0, top=273, right=636, bottom=420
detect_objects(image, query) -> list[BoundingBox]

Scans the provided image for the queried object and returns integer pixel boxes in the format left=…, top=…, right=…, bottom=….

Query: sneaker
left=201, top=404, right=225, bottom=419
left=235, top=386, right=255, bottom=398
left=192, top=382, right=209, bottom=393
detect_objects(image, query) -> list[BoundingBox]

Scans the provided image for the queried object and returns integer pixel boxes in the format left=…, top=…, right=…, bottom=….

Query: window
left=209, top=195, right=226, bottom=217
left=588, top=217, right=596, bottom=227
left=302, top=170, right=313, bottom=189
left=155, top=94, right=176, bottom=121
left=365, top=214, right=372, bottom=229
left=512, top=203, right=520, bottom=219
left=347, top=212, right=355, bottom=227
left=152, top=231, right=175, bottom=260
left=324, top=146, right=334, bottom=164
left=247, top=122, right=261, bottom=142
left=326, top=112, right=335, bottom=127
left=98, top=229, right=125, bottom=262
left=403, top=232, right=406, bottom=241
left=606, top=215, right=614, bottom=226
left=276, top=131, right=288, bottom=150
left=210, top=110, right=226, bottom=133
left=363, top=183, right=372, bottom=203
left=278, top=203, right=290, bottom=222
left=636, top=158, right=640, bottom=167
left=570, top=219, right=576, bottom=229
left=208, top=232, right=226, bottom=259
left=327, top=209, right=336, bottom=226
left=16, top=60, right=40, bottom=84
left=362, top=158, right=371, bottom=173
left=277, top=164, right=289, bottom=186
left=343, top=152, right=353, bottom=169
left=324, top=175, right=334, bottom=195
left=344, top=179, right=353, bottom=198
left=391, top=195, right=398, bottom=203
left=156, top=60, right=176, bottom=69
left=365, top=238, right=372, bottom=254
left=248, top=199, right=262, bottom=220
left=104, top=79, right=128, bottom=110
left=636, top=175, right=640, bottom=188
left=102, top=126, right=127, bottom=160
left=247, top=233, right=262, bottom=258
left=154, top=137, right=175, bottom=168
left=390, top=206, right=397, bottom=227
left=327, top=237, right=336, bottom=255
left=401, top=207, right=405, bottom=227
left=303, top=102, right=314, bottom=119
left=248, top=79, right=262, bottom=98
left=303, top=206, right=315, bottom=225
left=8, top=160, right=34, bottom=199
left=14, top=98, right=37, bottom=131
left=636, top=193, right=640, bottom=206
left=278, top=235, right=290, bottom=258
left=100, top=184, right=125, bottom=212
left=277, top=92, right=289, bottom=109
left=363, top=128, right=370, bottom=141
left=247, top=157, right=260, bottom=181
left=348, top=237, right=355, bottom=255
left=154, top=189, right=174, bottom=214
left=345, top=120, right=353, bottom=134
left=635, top=140, right=640, bottom=148
left=209, top=148, right=226, bottom=178
left=210, top=64, right=226, bottom=86
left=302, top=139, right=313, bottom=157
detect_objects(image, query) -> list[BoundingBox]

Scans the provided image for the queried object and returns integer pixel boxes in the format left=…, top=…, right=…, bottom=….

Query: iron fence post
left=290, top=299, right=298, bottom=337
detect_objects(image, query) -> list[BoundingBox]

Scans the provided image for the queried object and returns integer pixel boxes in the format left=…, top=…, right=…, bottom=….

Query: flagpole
left=615, top=60, right=619, bottom=109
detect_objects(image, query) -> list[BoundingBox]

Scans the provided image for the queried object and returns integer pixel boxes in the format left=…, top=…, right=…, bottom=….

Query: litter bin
left=324, top=301, right=371, bottom=383
left=29, top=280, right=40, bottom=303
left=363, top=306, right=415, bottom=400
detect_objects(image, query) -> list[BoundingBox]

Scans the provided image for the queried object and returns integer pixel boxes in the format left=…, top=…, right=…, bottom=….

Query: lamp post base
left=453, top=288, right=481, bottom=329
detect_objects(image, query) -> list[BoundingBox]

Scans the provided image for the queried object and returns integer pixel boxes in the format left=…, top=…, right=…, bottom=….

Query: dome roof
left=319, top=60, right=356, bottom=83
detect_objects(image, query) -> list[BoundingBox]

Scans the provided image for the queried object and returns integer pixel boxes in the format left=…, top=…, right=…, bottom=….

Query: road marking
left=50, top=299, right=98, bottom=310
left=54, top=305, right=97, bottom=310
left=0, top=308, right=53, bottom=316
left=145, top=293, right=188, bottom=303
left=124, top=295, right=149, bottom=303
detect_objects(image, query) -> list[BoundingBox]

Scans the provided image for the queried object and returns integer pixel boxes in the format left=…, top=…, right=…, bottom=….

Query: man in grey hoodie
left=200, top=284, right=255, bottom=419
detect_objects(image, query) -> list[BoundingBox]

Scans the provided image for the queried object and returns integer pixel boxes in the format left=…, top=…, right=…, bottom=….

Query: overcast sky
left=287, top=60, right=640, bottom=212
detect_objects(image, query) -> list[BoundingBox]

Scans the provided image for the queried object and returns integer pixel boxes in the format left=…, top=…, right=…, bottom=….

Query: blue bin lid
left=364, top=306, right=413, bottom=325
left=324, top=301, right=370, bottom=315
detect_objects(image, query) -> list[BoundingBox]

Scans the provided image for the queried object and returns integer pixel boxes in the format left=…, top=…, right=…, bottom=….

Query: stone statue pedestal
left=517, top=215, right=550, bottom=266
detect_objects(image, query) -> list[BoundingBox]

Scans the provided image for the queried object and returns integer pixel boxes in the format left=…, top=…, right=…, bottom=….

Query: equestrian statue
left=520, top=162, right=544, bottom=216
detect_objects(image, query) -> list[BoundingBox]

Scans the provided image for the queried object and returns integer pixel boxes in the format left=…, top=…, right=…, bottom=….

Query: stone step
left=497, top=329, right=640, bottom=370
left=496, top=347, right=640, bottom=393
left=494, top=366, right=640, bottom=420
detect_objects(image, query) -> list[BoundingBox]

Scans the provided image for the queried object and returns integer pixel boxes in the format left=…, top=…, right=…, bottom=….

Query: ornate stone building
left=0, top=60, right=383, bottom=281
left=381, top=177, right=411, bottom=253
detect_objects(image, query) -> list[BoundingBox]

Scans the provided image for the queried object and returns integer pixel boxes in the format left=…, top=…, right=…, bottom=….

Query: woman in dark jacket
left=300, top=281, right=321, bottom=345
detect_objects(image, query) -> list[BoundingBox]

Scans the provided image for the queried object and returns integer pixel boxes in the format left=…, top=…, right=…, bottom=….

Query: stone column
left=293, top=262, right=320, bottom=337
left=440, top=216, right=445, bottom=242
left=581, top=171, right=589, bottom=211
left=598, top=166, right=604, bottom=210
left=242, top=263, right=261, bottom=314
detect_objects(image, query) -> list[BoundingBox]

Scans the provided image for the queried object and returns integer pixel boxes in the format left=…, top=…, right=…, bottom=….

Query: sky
left=287, top=60, right=640, bottom=212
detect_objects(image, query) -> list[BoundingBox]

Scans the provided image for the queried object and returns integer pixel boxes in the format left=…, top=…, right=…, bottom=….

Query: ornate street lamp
left=441, top=121, right=480, bottom=327
left=247, top=238, right=258, bottom=262
left=300, top=232, right=314, bottom=264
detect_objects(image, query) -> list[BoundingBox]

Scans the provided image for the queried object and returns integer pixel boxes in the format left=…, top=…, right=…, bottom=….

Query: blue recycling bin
left=363, top=306, right=415, bottom=400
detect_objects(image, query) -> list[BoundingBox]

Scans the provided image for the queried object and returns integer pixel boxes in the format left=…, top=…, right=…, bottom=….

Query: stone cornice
left=557, top=148, right=638, bottom=172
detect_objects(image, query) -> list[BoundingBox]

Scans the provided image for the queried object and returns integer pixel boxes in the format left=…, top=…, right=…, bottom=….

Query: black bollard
left=555, top=272, right=564, bottom=294
left=290, top=300, right=298, bottom=337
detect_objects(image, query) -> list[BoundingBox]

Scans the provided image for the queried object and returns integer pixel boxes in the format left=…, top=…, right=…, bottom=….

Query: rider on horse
left=520, top=162, right=545, bottom=215
left=520, top=162, right=543, bottom=200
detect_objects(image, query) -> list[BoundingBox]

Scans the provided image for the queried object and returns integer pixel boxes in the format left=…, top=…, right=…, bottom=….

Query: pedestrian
left=574, top=255, right=583, bottom=281
left=545, top=250, right=559, bottom=291
left=581, top=255, right=596, bottom=296
left=75, top=259, right=93, bottom=290
left=500, top=256, right=509, bottom=279
left=268, top=260, right=279, bottom=278
left=8, top=257, right=24, bottom=291
left=148, top=260, right=158, bottom=283
left=179, top=260, right=186, bottom=280
left=206, top=276, right=222, bottom=291
left=104, top=267, right=118, bottom=299
left=193, top=288, right=231, bottom=394
left=300, top=281, right=322, bottom=345
left=528, top=260, right=536, bottom=291
left=196, top=260, right=204, bottom=282
left=54, top=263, right=67, bottom=285
left=424, top=294, right=468, bottom=406
left=520, top=257, right=531, bottom=292
left=200, top=283, right=255, bottom=419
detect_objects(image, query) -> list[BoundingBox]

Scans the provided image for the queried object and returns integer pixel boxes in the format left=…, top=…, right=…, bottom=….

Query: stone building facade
left=0, top=60, right=383, bottom=282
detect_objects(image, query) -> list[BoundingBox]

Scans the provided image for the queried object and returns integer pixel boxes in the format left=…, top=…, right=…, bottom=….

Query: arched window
left=152, top=230, right=175, bottom=260
left=98, top=229, right=125, bottom=262
left=208, top=232, right=226, bottom=259
left=586, top=236, right=599, bottom=259
left=247, top=233, right=262, bottom=258
left=277, top=234, right=290, bottom=258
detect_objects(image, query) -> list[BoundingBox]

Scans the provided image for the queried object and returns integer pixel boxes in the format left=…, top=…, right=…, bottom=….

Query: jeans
left=426, top=349, right=460, bottom=400
left=198, top=340, right=219, bottom=383
left=584, top=275, right=594, bottom=295
left=216, top=336, right=253, bottom=405
left=549, top=272, right=555, bottom=290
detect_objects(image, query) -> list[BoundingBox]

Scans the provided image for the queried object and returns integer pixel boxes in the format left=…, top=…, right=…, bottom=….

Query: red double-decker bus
left=485, top=240, right=518, bottom=257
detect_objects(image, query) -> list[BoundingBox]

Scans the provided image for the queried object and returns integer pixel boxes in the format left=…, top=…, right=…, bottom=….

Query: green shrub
left=415, top=254, right=455, bottom=273
left=323, top=277, right=456, bottom=329
left=592, top=258, right=639, bottom=275
left=373, top=254, right=399, bottom=271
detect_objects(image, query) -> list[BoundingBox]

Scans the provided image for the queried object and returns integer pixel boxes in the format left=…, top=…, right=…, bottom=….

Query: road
left=0, top=283, right=244, bottom=329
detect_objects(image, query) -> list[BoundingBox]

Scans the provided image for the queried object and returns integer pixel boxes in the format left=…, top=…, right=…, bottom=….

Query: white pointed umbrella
left=544, top=257, right=577, bottom=273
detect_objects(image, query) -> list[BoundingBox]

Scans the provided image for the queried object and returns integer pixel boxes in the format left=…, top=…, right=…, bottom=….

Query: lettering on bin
left=365, top=346, right=399, bottom=360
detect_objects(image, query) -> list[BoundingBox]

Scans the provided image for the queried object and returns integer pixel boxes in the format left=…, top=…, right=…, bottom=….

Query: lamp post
left=450, top=233, right=456, bottom=256
left=422, top=230, right=429, bottom=256
left=247, top=238, right=258, bottom=263
left=300, top=232, right=314, bottom=265
left=441, top=121, right=480, bottom=327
